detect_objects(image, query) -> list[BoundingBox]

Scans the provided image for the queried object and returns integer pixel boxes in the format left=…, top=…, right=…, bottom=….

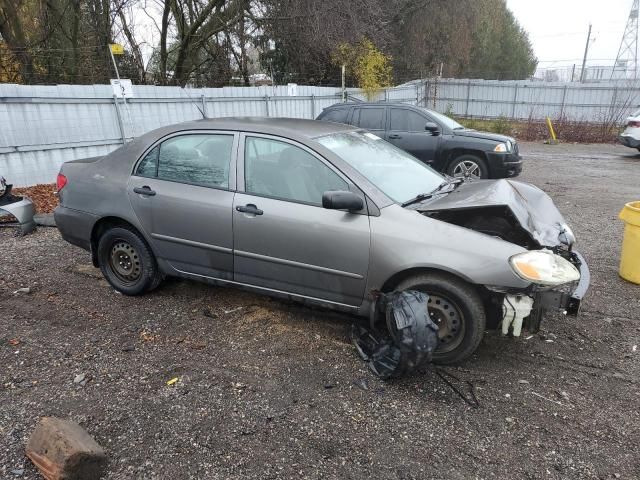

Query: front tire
left=447, top=154, right=488, bottom=179
left=97, top=226, right=160, bottom=295
left=394, top=272, right=486, bottom=364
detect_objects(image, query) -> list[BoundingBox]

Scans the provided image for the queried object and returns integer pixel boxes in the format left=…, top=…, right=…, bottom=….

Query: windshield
left=426, top=109, right=464, bottom=130
left=317, top=131, right=444, bottom=204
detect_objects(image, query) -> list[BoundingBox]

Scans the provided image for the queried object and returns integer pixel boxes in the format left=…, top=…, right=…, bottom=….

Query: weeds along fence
left=1, top=79, right=638, bottom=186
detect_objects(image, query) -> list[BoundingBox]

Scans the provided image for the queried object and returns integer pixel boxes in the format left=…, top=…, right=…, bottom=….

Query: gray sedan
left=54, top=118, right=589, bottom=364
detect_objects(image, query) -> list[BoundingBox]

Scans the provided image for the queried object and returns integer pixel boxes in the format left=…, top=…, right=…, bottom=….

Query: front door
left=128, top=132, right=237, bottom=280
left=233, top=134, right=371, bottom=307
left=386, top=107, right=440, bottom=163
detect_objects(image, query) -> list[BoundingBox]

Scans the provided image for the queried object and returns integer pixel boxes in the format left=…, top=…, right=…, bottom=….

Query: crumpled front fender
left=0, top=198, right=36, bottom=235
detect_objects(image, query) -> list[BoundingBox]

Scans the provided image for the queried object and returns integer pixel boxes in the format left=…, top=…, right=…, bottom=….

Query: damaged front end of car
left=0, top=176, right=36, bottom=236
left=408, top=178, right=590, bottom=335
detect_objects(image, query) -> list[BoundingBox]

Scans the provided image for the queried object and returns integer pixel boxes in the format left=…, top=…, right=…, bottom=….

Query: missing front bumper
left=523, top=250, right=590, bottom=332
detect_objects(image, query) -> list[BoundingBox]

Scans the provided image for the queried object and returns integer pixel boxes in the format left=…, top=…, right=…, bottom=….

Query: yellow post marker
left=545, top=117, right=558, bottom=144
left=108, top=44, right=124, bottom=81
left=109, top=44, right=124, bottom=55
left=619, top=201, right=640, bottom=284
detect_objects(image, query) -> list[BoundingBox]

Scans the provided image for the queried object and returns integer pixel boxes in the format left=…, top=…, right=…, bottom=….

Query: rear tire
left=97, top=226, right=161, bottom=295
left=394, top=272, right=486, bottom=364
left=447, top=154, right=488, bottom=179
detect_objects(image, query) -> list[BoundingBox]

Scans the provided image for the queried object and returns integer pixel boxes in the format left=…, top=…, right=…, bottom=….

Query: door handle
left=236, top=203, right=263, bottom=215
left=388, top=134, right=402, bottom=139
left=133, top=186, right=156, bottom=196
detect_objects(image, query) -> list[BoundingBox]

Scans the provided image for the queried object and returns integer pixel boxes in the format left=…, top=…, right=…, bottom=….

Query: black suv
left=316, top=103, right=522, bottom=179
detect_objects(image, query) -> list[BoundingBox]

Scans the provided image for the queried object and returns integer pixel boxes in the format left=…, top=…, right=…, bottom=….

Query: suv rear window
left=321, top=108, right=349, bottom=124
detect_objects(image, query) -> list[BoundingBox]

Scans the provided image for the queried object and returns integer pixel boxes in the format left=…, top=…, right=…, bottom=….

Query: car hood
left=410, top=179, right=574, bottom=248
left=452, top=129, right=515, bottom=144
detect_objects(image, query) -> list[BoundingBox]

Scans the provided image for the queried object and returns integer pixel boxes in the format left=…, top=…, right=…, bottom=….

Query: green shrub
left=491, top=116, right=512, bottom=135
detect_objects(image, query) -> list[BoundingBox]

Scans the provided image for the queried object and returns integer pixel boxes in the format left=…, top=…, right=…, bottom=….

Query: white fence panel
left=1, top=80, right=638, bottom=186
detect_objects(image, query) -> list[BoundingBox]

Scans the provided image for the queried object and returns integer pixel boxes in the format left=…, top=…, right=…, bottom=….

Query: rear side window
left=390, top=109, right=429, bottom=132
left=355, top=108, right=385, bottom=130
left=137, top=145, right=159, bottom=177
left=135, top=134, right=234, bottom=189
left=321, top=108, right=350, bottom=124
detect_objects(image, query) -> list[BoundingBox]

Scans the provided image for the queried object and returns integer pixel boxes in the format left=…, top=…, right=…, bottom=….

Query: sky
left=506, top=0, right=632, bottom=68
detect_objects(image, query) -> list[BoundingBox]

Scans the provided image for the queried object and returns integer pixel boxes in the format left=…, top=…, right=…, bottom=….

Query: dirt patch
left=1, top=142, right=639, bottom=479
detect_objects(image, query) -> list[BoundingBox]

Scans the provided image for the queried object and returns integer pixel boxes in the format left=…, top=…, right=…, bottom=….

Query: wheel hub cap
left=109, top=241, right=141, bottom=283
left=427, top=293, right=465, bottom=353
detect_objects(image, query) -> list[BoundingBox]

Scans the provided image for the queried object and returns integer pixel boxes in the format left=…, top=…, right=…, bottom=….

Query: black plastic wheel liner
left=352, top=290, right=439, bottom=380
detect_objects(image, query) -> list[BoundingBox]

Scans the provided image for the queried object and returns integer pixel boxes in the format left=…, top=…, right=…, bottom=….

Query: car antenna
left=180, top=84, right=207, bottom=119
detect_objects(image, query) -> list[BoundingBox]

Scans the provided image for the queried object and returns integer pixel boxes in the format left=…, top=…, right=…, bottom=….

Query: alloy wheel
left=452, top=160, right=482, bottom=179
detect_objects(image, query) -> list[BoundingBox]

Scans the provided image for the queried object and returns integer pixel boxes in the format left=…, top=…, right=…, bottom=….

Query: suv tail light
left=628, top=120, right=640, bottom=128
left=56, top=173, right=68, bottom=192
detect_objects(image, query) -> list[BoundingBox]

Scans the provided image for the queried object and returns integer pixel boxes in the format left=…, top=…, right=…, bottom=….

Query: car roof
left=327, top=102, right=424, bottom=109
left=154, top=116, right=358, bottom=139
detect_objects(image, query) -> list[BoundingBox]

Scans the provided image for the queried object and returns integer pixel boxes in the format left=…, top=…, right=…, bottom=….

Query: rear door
left=232, top=134, right=371, bottom=307
left=386, top=107, right=440, bottom=163
left=128, top=131, right=238, bottom=280
left=352, top=106, right=386, bottom=137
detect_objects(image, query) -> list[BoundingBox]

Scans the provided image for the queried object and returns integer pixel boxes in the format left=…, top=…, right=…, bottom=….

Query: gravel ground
left=1, top=142, right=639, bottom=479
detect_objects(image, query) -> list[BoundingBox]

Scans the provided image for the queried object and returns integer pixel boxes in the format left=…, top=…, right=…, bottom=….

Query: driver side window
left=244, top=137, right=348, bottom=205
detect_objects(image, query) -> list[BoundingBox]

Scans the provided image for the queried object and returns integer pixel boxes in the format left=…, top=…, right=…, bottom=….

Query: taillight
left=628, top=120, right=640, bottom=128
left=56, top=173, right=67, bottom=192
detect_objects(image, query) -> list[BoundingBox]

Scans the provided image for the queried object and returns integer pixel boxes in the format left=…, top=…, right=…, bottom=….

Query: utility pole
left=341, top=64, right=346, bottom=102
left=612, top=0, right=639, bottom=80
left=580, top=24, right=592, bottom=83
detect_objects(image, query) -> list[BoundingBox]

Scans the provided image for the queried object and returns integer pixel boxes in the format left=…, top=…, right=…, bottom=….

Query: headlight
left=494, top=143, right=508, bottom=153
left=510, top=250, right=580, bottom=286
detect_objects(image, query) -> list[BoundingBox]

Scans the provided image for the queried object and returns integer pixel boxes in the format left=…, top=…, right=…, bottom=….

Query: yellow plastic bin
left=619, top=201, right=640, bottom=284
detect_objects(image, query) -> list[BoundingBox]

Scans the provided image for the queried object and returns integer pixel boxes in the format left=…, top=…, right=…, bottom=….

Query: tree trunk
left=0, top=0, right=34, bottom=82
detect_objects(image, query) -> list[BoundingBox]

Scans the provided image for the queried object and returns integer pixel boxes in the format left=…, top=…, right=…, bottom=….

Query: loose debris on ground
left=13, top=183, right=58, bottom=214
left=1, top=142, right=639, bottom=479
left=26, top=417, right=107, bottom=479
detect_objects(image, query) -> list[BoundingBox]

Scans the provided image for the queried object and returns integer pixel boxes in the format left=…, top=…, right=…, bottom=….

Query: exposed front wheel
left=97, top=226, right=161, bottom=295
left=394, top=272, right=486, bottom=364
left=447, top=154, right=488, bottom=179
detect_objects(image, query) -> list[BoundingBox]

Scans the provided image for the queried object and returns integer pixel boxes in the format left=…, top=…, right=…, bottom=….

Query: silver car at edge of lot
left=54, top=118, right=590, bottom=364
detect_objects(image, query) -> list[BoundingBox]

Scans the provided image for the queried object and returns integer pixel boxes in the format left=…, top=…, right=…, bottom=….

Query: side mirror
left=425, top=122, right=441, bottom=135
left=322, top=191, right=364, bottom=212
